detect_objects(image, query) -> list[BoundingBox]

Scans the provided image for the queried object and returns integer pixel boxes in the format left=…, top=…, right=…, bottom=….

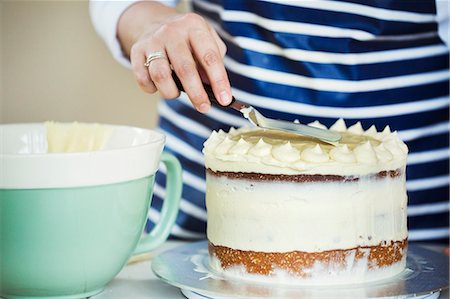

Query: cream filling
left=206, top=175, right=408, bottom=252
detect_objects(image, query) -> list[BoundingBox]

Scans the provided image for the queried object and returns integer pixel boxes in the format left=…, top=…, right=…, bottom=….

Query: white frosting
left=272, top=142, right=300, bottom=162
left=203, top=119, right=408, bottom=176
left=214, top=137, right=235, bottom=155
left=329, top=118, right=347, bottom=132
left=46, top=121, right=112, bottom=153
left=206, top=172, right=408, bottom=252
left=248, top=138, right=272, bottom=157
left=376, top=125, right=392, bottom=140
left=353, top=141, right=377, bottom=164
left=374, top=143, right=394, bottom=162
left=347, top=121, right=364, bottom=135
left=301, top=144, right=329, bottom=163
left=363, top=125, right=378, bottom=137
left=229, top=138, right=251, bottom=155
left=203, top=130, right=224, bottom=152
left=329, top=145, right=356, bottom=163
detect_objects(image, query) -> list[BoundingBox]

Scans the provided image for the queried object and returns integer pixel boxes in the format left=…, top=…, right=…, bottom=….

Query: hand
left=118, top=1, right=231, bottom=113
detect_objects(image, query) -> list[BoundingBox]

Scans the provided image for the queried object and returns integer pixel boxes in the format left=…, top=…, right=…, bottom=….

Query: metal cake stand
left=152, top=241, right=449, bottom=299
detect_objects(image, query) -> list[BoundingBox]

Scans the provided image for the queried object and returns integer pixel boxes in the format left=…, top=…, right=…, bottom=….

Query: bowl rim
left=1, top=122, right=167, bottom=189
left=0, top=122, right=166, bottom=158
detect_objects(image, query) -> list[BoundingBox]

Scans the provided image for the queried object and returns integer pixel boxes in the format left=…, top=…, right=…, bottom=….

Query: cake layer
left=207, top=168, right=401, bottom=182
left=206, top=171, right=407, bottom=252
left=203, top=120, right=408, bottom=177
left=209, top=240, right=407, bottom=285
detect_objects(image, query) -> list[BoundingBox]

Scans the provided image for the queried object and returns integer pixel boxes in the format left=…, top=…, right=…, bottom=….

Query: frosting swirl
left=272, top=142, right=300, bottom=162
left=229, top=138, right=251, bottom=155
left=329, top=144, right=356, bottom=163
left=203, top=119, right=408, bottom=176
left=301, top=145, right=329, bottom=163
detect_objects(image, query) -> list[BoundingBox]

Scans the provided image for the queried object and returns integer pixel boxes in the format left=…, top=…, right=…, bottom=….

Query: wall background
left=1, top=1, right=188, bottom=128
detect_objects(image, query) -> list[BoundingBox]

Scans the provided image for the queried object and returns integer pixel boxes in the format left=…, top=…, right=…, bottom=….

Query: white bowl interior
left=1, top=123, right=163, bottom=155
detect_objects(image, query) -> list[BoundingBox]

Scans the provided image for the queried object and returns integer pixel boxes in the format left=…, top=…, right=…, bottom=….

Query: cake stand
left=152, top=241, right=449, bottom=299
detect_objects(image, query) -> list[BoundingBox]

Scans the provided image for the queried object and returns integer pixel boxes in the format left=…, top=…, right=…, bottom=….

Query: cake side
left=205, top=170, right=408, bottom=253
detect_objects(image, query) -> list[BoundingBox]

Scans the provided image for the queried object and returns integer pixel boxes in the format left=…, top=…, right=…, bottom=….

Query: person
left=90, top=0, right=449, bottom=243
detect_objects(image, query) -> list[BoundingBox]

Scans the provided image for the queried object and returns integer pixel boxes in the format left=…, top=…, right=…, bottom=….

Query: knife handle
left=172, top=72, right=235, bottom=108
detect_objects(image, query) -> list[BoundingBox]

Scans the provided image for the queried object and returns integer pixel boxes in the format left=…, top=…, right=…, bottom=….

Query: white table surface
left=93, top=240, right=449, bottom=299
left=93, top=240, right=186, bottom=299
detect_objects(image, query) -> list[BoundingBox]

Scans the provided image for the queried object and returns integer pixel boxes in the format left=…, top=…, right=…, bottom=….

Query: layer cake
left=203, top=119, right=408, bottom=285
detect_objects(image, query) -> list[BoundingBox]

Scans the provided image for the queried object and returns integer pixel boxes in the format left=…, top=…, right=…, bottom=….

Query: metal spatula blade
left=241, top=106, right=341, bottom=142
left=172, top=73, right=342, bottom=143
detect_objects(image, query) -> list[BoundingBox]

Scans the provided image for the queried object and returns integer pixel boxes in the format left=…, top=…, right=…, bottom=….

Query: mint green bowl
left=0, top=123, right=182, bottom=299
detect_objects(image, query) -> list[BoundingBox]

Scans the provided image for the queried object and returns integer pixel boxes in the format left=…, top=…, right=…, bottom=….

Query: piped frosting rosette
left=203, top=119, right=408, bottom=177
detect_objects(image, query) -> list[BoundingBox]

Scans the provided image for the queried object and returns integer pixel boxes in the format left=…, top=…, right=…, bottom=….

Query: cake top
left=203, top=119, right=408, bottom=176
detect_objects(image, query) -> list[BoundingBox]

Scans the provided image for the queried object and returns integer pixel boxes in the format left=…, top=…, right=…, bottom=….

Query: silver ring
left=144, top=51, right=166, bottom=67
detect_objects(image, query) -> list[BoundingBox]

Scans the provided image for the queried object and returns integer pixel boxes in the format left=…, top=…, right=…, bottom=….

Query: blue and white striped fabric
left=144, top=0, right=449, bottom=242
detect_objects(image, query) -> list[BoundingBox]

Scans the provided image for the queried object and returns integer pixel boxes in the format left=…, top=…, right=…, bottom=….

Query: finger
left=206, top=22, right=227, bottom=57
left=166, top=42, right=210, bottom=113
left=189, top=28, right=231, bottom=106
left=130, top=45, right=157, bottom=93
left=147, top=50, right=180, bottom=99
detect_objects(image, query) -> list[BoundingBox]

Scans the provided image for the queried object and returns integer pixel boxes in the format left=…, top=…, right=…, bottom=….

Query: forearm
left=117, top=1, right=178, bottom=58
